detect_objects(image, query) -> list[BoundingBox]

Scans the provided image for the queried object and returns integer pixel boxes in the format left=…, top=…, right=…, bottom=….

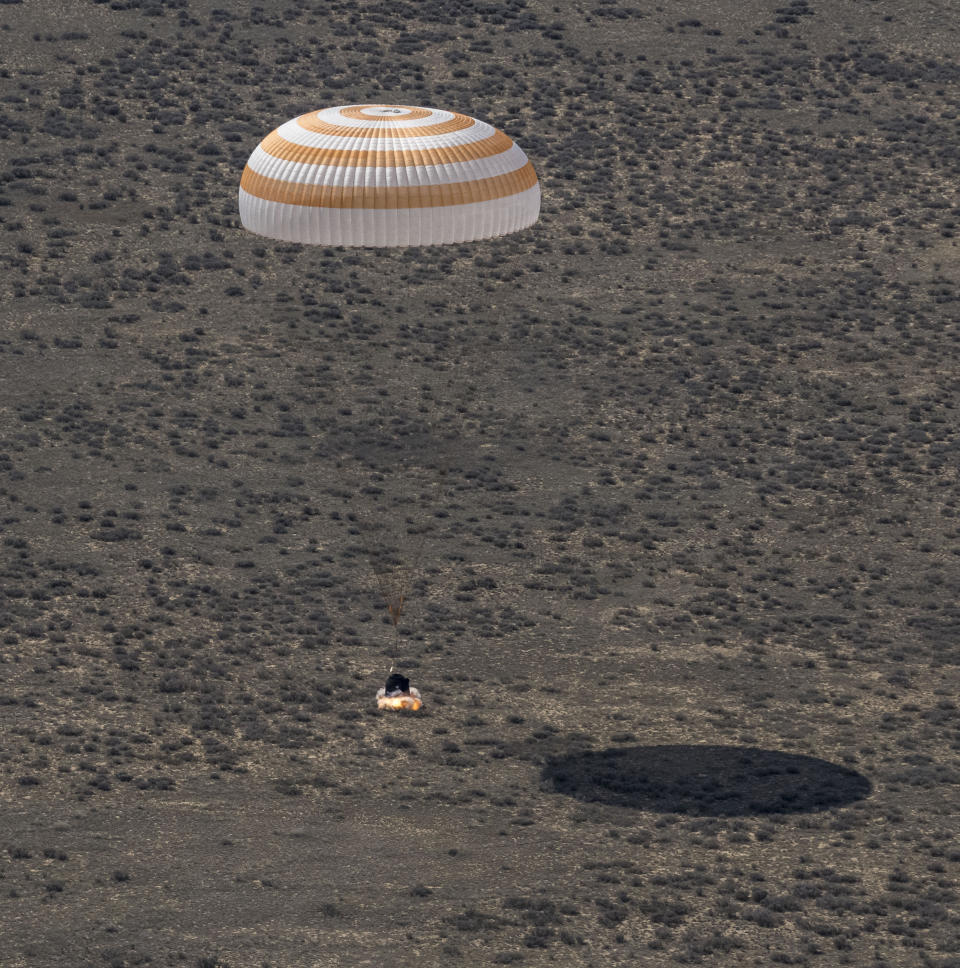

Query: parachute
left=238, top=103, right=540, bottom=246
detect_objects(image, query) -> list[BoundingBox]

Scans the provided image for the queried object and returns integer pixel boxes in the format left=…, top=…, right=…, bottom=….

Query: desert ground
left=1, top=0, right=959, bottom=965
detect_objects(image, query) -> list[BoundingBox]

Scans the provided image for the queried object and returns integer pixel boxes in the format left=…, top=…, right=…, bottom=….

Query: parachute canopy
left=239, top=104, right=540, bottom=247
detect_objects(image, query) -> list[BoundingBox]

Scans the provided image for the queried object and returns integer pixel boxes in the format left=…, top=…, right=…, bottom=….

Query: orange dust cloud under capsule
left=376, top=687, right=423, bottom=712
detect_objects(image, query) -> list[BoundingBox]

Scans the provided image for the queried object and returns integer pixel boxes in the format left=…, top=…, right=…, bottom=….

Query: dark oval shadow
left=543, top=745, right=871, bottom=817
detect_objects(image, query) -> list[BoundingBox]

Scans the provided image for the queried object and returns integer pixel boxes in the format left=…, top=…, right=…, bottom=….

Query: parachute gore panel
left=239, top=104, right=540, bottom=246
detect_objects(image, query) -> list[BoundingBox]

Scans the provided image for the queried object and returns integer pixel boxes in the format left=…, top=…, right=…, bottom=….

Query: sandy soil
left=1, top=1, right=958, bottom=965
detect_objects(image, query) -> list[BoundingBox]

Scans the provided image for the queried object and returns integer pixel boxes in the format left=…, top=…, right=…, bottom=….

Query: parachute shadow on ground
left=542, top=745, right=871, bottom=817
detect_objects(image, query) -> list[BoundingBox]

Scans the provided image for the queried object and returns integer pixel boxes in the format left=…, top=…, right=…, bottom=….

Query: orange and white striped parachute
left=239, top=104, right=540, bottom=246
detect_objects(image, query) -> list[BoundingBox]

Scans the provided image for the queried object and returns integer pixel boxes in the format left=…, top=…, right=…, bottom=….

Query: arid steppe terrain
left=1, top=1, right=959, bottom=965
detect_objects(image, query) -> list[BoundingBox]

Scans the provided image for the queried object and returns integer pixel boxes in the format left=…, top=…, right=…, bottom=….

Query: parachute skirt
left=239, top=185, right=540, bottom=247
left=376, top=686, right=423, bottom=712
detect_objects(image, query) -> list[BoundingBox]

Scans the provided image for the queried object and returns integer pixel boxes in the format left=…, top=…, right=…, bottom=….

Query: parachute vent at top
left=238, top=104, right=540, bottom=247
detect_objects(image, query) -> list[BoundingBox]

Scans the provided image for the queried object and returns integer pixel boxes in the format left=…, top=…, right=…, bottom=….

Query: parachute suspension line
left=392, top=614, right=401, bottom=669
left=389, top=581, right=403, bottom=668
left=372, top=561, right=409, bottom=670
left=363, top=477, right=441, bottom=674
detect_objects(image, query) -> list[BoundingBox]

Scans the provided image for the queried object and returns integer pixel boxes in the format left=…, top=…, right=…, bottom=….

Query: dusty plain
left=1, top=0, right=959, bottom=965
